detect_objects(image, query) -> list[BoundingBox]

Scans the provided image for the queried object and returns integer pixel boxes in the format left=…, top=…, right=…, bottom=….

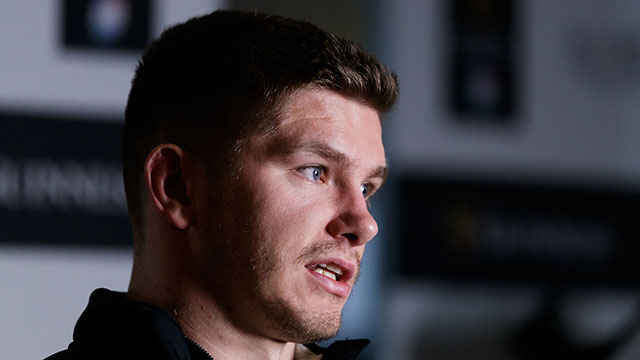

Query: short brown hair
left=122, top=10, right=398, bottom=236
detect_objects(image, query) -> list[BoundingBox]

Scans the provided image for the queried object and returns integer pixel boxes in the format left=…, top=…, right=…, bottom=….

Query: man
left=46, top=9, right=397, bottom=360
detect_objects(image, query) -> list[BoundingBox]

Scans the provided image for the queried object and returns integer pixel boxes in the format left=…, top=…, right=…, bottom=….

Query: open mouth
left=309, top=263, right=344, bottom=281
left=305, top=260, right=354, bottom=297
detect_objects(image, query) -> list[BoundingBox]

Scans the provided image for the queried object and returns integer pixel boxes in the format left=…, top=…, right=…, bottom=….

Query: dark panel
left=448, top=0, right=517, bottom=120
left=229, top=0, right=363, bottom=43
left=63, top=0, right=151, bottom=51
left=398, top=177, right=640, bottom=287
left=0, top=111, right=131, bottom=247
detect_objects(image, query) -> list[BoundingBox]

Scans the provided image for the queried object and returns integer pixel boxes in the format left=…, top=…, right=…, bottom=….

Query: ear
left=144, top=144, right=193, bottom=230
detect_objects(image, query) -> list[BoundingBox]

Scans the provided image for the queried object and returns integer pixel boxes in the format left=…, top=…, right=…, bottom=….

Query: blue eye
left=360, top=183, right=370, bottom=197
left=300, top=166, right=324, bottom=181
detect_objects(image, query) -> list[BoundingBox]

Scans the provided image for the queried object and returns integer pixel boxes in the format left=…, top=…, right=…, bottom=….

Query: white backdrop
left=382, top=0, right=640, bottom=187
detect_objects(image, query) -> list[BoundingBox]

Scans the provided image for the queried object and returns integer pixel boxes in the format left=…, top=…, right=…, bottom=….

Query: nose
left=326, top=189, right=379, bottom=246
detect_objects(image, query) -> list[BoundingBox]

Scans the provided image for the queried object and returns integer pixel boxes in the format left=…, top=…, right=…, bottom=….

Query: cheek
left=251, top=192, right=329, bottom=271
left=254, top=181, right=331, bottom=237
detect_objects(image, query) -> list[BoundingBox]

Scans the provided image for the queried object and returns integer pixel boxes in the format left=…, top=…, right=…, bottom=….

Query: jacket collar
left=75, top=289, right=369, bottom=359
left=304, top=339, right=370, bottom=360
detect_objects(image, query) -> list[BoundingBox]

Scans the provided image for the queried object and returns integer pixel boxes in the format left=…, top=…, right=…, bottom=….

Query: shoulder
left=43, top=349, right=76, bottom=360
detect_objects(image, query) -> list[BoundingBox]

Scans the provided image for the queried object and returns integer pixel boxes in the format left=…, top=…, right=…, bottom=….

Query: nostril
left=343, top=233, right=358, bottom=242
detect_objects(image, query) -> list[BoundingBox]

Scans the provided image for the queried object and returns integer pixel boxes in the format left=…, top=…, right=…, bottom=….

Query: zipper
left=185, top=335, right=215, bottom=360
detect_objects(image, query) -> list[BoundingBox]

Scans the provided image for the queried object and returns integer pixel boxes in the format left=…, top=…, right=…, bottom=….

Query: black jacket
left=45, top=289, right=369, bottom=360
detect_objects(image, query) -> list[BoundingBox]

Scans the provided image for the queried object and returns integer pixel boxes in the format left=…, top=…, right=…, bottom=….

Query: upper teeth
left=314, top=263, right=343, bottom=281
left=317, top=263, right=343, bottom=275
left=314, top=268, right=336, bottom=281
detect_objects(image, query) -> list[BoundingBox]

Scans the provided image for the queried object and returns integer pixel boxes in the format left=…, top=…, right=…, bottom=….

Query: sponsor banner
left=399, top=177, right=640, bottom=286
left=0, top=111, right=131, bottom=246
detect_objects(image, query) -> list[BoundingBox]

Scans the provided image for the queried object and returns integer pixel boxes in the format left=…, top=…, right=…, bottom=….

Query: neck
left=172, top=286, right=298, bottom=360
left=128, top=257, right=299, bottom=360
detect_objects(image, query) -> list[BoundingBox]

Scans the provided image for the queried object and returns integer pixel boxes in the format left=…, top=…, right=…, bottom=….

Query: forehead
left=267, top=89, right=385, bottom=160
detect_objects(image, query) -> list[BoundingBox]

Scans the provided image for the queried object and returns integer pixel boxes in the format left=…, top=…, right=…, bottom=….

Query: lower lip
left=306, top=269, right=351, bottom=297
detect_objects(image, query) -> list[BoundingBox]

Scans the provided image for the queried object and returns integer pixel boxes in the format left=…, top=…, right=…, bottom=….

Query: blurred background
left=2, top=0, right=640, bottom=359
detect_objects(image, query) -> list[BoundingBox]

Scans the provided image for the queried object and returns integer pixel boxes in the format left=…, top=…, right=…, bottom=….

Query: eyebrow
left=269, top=137, right=388, bottom=183
left=370, top=165, right=389, bottom=186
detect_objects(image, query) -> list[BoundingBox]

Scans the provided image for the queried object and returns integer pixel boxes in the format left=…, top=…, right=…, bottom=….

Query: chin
left=261, top=300, right=343, bottom=343
left=308, top=314, right=342, bottom=339
left=285, top=317, right=342, bottom=344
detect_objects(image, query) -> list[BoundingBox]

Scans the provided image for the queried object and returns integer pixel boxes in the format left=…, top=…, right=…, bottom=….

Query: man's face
left=197, top=88, right=386, bottom=343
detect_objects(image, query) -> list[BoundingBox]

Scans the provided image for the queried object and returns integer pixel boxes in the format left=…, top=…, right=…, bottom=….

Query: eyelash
left=296, top=165, right=377, bottom=200
left=298, top=165, right=326, bottom=182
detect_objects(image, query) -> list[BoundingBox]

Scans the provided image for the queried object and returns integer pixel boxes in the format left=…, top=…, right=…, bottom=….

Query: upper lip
left=305, top=257, right=356, bottom=282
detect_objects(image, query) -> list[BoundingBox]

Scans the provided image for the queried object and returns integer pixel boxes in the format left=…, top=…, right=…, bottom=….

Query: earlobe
left=144, top=144, right=192, bottom=230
